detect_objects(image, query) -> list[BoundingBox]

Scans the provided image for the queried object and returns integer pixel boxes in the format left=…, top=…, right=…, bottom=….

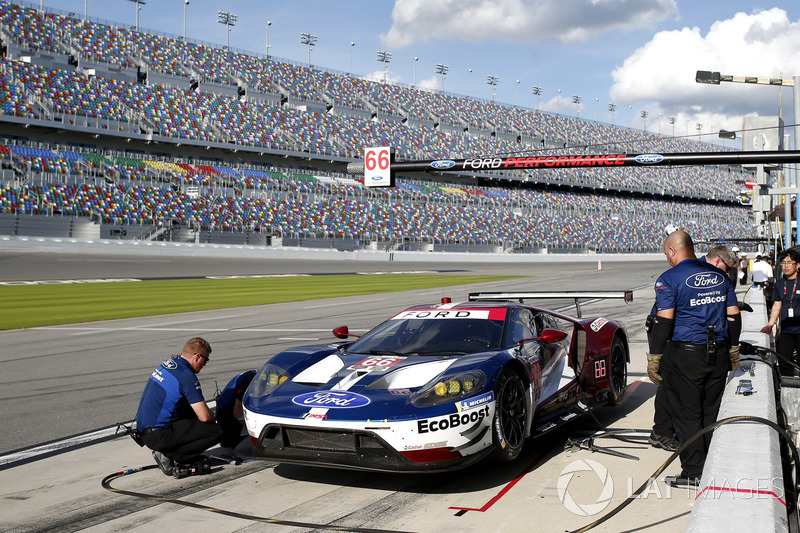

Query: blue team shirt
left=136, top=356, right=205, bottom=430
left=654, top=258, right=737, bottom=344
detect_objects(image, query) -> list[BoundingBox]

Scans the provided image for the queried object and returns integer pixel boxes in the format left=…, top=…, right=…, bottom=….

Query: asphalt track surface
left=0, top=251, right=707, bottom=533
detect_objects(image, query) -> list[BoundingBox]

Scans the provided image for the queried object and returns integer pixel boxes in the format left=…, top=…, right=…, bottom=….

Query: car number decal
left=590, top=317, right=608, bottom=331
left=348, top=356, right=405, bottom=372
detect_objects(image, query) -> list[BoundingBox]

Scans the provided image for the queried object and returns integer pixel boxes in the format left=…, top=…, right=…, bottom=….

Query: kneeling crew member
left=647, top=230, right=741, bottom=489
left=136, top=337, right=223, bottom=476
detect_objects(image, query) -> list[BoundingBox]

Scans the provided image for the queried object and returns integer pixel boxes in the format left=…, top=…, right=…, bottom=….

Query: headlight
left=411, top=370, right=486, bottom=408
left=247, top=363, right=290, bottom=398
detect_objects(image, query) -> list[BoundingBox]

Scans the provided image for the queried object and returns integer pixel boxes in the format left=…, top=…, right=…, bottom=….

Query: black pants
left=652, top=383, right=674, bottom=438
left=142, top=418, right=223, bottom=463
left=777, top=331, right=800, bottom=376
left=661, top=342, right=729, bottom=478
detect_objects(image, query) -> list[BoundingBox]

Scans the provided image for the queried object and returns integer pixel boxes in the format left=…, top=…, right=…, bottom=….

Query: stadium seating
left=0, top=2, right=756, bottom=251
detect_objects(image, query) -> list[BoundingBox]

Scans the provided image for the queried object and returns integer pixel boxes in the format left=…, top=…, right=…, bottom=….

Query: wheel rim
left=611, top=341, right=627, bottom=397
left=499, top=375, right=526, bottom=448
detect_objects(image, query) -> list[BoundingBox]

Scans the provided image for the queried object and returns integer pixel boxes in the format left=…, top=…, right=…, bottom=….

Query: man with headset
left=646, top=231, right=741, bottom=488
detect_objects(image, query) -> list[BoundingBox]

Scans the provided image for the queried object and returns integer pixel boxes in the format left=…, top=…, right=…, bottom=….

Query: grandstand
left=0, top=1, right=755, bottom=253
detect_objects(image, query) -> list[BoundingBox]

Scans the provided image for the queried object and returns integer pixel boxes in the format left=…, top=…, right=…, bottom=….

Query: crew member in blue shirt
left=646, top=231, right=741, bottom=489
left=762, top=249, right=800, bottom=376
left=136, top=337, right=223, bottom=476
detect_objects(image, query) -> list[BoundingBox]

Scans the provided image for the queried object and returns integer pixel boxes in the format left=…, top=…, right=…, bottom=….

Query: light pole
left=669, top=117, right=676, bottom=137
left=182, top=0, right=189, bottom=41
left=412, top=56, right=418, bottom=86
left=218, top=11, right=237, bottom=51
left=608, top=103, right=616, bottom=125
left=696, top=69, right=800, bottom=249
left=514, top=80, right=520, bottom=107
left=572, top=95, right=581, bottom=118
left=594, top=97, right=599, bottom=121
left=658, top=113, right=663, bottom=135
left=126, top=0, right=145, bottom=32
left=640, top=110, right=648, bottom=131
left=696, top=122, right=702, bottom=140
left=486, top=75, right=499, bottom=102
left=468, top=68, right=472, bottom=97
left=532, top=86, right=542, bottom=111
left=266, top=21, right=272, bottom=58
left=435, top=63, right=448, bottom=91
left=300, top=32, right=317, bottom=67
left=349, top=42, right=354, bottom=75
left=377, top=50, right=391, bottom=84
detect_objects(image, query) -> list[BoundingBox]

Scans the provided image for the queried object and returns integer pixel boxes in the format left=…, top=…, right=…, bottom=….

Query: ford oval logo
left=291, top=391, right=371, bottom=408
left=634, top=154, right=664, bottom=164
left=685, top=272, right=725, bottom=289
left=431, top=160, right=456, bottom=170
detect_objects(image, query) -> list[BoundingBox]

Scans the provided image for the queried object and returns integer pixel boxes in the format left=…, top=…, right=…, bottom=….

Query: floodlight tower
left=572, top=95, right=581, bottom=118
left=300, top=32, right=317, bottom=67
left=435, top=63, right=448, bottom=91
left=486, top=75, right=499, bottom=102
left=217, top=10, right=237, bottom=50
left=531, top=86, right=542, bottom=111
left=608, top=103, right=617, bottom=125
left=377, top=51, right=392, bottom=84
left=183, top=0, right=189, bottom=41
left=640, top=110, right=648, bottom=131
left=126, top=0, right=145, bottom=32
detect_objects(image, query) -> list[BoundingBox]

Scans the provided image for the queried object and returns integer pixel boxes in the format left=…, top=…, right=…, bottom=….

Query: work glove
left=729, top=345, right=740, bottom=371
left=646, top=353, right=662, bottom=385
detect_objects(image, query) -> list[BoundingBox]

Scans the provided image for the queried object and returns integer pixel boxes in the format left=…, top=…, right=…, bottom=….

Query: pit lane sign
left=364, top=146, right=395, bottom=188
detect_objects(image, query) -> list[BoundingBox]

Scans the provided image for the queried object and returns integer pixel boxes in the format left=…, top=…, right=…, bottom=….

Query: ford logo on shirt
left=431, top=160, right=456, bottom=170
left=292, top=391, right=371, bottom=408
left=685, top=272, right=725, bottom=289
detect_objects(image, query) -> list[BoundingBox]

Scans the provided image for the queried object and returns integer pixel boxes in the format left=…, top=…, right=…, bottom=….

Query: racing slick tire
left=607, top=335, right=628, bottom=406
left=490, top=367, right=528, bottom=462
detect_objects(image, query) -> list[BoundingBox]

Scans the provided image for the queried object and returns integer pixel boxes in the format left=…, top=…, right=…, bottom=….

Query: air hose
left=101, top=465, right=414, bottom=533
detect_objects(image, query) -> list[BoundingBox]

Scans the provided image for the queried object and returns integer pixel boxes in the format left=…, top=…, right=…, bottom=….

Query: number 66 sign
left=364, top=146, right=395, bottom=188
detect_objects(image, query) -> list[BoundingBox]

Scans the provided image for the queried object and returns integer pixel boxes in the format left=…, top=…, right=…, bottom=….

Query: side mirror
left=332, top=325, right=360, bottom=339
left=518, top=328, right=568, bottom=345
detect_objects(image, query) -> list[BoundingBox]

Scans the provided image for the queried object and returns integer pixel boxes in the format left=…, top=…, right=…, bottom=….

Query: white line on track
left=303, top=298, right=385, bottom=309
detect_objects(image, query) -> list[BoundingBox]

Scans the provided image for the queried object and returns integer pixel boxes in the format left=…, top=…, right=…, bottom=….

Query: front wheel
left=490, top=367, right=528, bottom=462
left=607, top=336, right=628, bottom=406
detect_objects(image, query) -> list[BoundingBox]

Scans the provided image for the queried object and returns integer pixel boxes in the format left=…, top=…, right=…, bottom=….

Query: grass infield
left=0, top=274, right=522, bottom=330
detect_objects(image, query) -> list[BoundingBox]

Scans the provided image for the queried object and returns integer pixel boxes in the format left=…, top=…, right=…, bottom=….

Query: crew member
left=646, top=244, right=737, bottom=453
left=216, top=369, right=257, bottom=449
left=751, top=255, right=773, bottom=288
left=647, top=231, right=740, bottom=489
left=136, top=337, right=223, bottom=476
left=762, top=249, right=800, bottom=376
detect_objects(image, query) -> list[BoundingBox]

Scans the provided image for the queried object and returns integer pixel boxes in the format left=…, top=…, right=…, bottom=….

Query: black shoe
left=665, top=473, right=700, bottom=489
left=152, top=451, right=175, bottom=476
left=648, top=431, right=679, bottom=452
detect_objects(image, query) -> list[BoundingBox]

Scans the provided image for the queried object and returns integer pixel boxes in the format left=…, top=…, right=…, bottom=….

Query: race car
left=242, top=291, right=631, bottom=472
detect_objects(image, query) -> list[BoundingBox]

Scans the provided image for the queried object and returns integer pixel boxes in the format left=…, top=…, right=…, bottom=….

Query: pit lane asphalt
left=1, top=253, right=705, bottom=532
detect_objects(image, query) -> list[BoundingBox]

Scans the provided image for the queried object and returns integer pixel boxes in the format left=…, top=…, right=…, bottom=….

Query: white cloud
left=382, top=0, right=676, bottom=47
left=610, top=8, right=800, bottom=129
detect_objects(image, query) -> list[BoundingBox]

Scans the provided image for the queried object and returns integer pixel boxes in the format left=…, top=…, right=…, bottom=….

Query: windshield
left=347, top=316, right=506, bottom=355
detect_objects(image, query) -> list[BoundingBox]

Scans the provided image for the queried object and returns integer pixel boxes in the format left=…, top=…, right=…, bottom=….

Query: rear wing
left=468, top=291, right=633, bottom=318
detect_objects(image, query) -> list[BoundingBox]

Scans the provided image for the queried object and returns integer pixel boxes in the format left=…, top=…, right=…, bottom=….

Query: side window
left=509, top=308, right=536, bottom=343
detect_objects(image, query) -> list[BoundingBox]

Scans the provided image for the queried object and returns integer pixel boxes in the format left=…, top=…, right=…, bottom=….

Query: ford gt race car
left=242, top=291, right=631, bottom=472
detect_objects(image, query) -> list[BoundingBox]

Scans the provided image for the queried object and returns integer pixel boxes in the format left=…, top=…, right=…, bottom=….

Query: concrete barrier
left=687, top=287, right=789, bottom=532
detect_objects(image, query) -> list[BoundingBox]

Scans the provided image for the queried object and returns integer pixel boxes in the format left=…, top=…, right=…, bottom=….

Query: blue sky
left=34, top=0, right=800, bottom=146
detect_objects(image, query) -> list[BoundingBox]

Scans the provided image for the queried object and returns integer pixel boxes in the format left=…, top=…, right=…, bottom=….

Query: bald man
left=647, top=230, right=741, bottom=489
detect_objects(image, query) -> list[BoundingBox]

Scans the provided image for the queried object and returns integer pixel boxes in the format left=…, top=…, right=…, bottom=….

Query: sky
left=34, top=0, right=800, bottom=148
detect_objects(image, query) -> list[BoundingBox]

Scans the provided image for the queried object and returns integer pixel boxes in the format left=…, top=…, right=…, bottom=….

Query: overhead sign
left=364, top=146, right=395, bottom=188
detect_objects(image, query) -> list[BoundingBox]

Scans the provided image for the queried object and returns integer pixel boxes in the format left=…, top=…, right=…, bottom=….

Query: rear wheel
left=490, top=367, right=528, bottom=462
left=607, top=336, right=628, bottom=406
